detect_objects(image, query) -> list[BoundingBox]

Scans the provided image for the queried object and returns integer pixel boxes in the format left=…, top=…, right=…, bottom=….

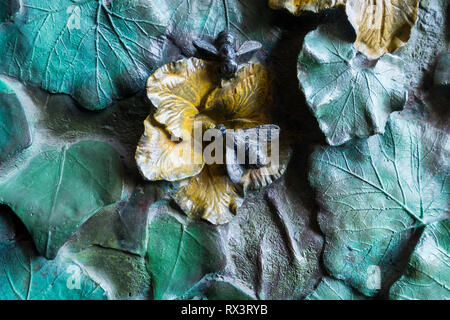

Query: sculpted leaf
left=182, top=274, right=256, bottom=300
left=60, top=185, right=164, bottom=300
left=0, top=141, right=124, bottom=259
left=145, top=201, right=226, bottom=299
left=224, top=174, right=323, bottom=299
left=0, top=79, right=31, bottom=163
left=0, top=210, right=105, bottom=300
left=298, top=26, right=407, bottom=146
left=0, top=0, right=22, bottom=23
left=0, top=0, right=280, bottom=110
left=309, top=114, right=449, bottom=296
left=346, top=0, right=420, bottom=59
left=390, top=220, right=450, bottom=300
left=269, top=0, right=419, bottom=59
left=306, top=277, right=366, bottom=300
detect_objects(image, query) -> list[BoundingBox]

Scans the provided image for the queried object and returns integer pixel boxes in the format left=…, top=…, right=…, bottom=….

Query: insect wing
left=237, top=125, right=280, bottom=167
left=225, top=143, right=245, bottom=184
left=236, top=41, right=262, bottom=57
left=193, top=39, right=219, bottom=56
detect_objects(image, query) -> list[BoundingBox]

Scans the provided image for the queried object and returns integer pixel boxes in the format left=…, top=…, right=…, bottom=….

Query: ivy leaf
left=390, top=220, right=450, bottom=300
left=309, top=114, right=449, bottom=296
left=173, top=0, right=280, bottom=50
left=0, top=79, right=31, bottom=163
left=67, top=184, right=165, bottom=257
left=0, top=0, right=280, bottom=110
left=269, top=0, right=420, bottom=59
left=0, top=140, right=124, bottom=259
left=0, top=0, right=170, bottom=110
left=64, top=239, right=152, bottom=300
left=182, top=274, right=256, bottom=300
left=0, top=210, right=105, bottom=300
left=61, top=185, right=166, bottom=300
left=0, top=0, right=22, bottom=23
left=298, top=26, right=407, bottom=146
left=306, top=277, right=366, bottom=300
left=145, top=201, right=226, bottom=300
left=345, top=0, right=420, bottom=60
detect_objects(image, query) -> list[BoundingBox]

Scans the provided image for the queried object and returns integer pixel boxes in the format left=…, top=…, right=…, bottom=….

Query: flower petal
left=240, top=139, right=292, bottom=190
left=135, top=116, right=204, bottom=181
left=204, top=63, right=272, bottom=128
left=346, top=0, right=420, bottom=59
left=147, top=57, right=220, bottom=139
left=268, top=0, right=345, bottom=15
left=173, top=165, right=244, bottom=225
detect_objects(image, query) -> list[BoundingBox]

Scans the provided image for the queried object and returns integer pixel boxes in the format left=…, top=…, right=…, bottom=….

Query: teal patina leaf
left=309, top=114, right=449, bottom=296
left=390, top=219, right=450, bottom=300
left=306, top=277, right=366, bottom=300
left=0, top=209, right=105, bottom=300
left=146, top=201, right=226, bottom=300
left=0, top=0, right=280, bottom=110
left=0, top=80, right=31, bottom=163
left=182, top=274, right=256, bottom=300
left=0, top=140, right=124, bottom=259
left=0, top=0, right=22, bottom=23
left=58, top=186, right=163, bottom=300
left=298, top=26, right=407, bottom=146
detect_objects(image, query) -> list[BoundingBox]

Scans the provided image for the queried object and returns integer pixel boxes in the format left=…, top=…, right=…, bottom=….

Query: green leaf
left=61, top=185, right=164, bottom=299
left=298, top=25, right=407, bottom=146
left=0, top=206, right=17, bottom=242
left=0, top=140, right=124, bottom=259
left=306, top=277, right=366, bottom=300
left=0, top=0, right=280, bottom=110
left=390, top=220, right=450, bottom=300
left=0, top=0, right=22, bottom=23
left=67, top=184, right=166, bottom=257
left=0, top=0, right=170, bottom=110
left=0, top=209, right=105, bottom=300
left=182, top=274, right=256, bottom=300
left=171, top=0, right=280, bottom=49
left=309, top=114, right=449, bottom=296
left=65, top=244, right=151, bottom=300
left=0, top=79, right=31, bottom=163
left=146, top=201, right=226, bottom=300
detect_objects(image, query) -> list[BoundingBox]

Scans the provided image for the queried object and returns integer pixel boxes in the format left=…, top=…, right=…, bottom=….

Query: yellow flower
left=136, top=57, right=290, bottom=224
left=268, top=0, right=420, bottom=59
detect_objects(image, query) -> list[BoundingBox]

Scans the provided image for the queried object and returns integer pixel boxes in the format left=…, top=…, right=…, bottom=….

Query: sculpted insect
left=194, top=30, right=262, bottom=78
left=217, top=124, right=280, bottom=183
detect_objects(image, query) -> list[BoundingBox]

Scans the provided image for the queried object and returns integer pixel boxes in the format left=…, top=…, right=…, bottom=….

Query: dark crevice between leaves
left=0, top=204, right=32, bottom=243
left=266, top=7, right=355, bottom=147
left=376, top=226, right=425, bottom=299
left=446, top=3, right=450, bottom=43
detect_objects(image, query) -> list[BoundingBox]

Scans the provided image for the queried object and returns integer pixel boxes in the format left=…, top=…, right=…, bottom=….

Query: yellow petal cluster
left=268, top=0, right=420, bottom=59
left=136, top=57, right=290, bottom=224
